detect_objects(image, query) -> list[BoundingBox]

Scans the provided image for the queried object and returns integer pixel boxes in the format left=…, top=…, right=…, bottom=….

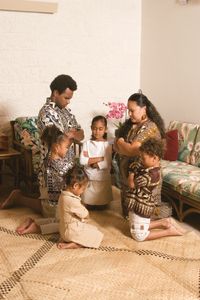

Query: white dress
left=80, top=140, right=113, bottom=205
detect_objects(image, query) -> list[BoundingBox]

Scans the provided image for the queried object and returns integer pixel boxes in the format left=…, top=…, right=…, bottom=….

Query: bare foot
left=161, top=217, right=171, bottom=229
left=57, top=241, right=83, bottom=250
left=0, top=189, right=21, bottom=209
left=170, top=218, right=187, bottom=234
left=17, top=221, right=41, bottom=235
left=167, top=224, right=184, bottom=236
left=16, top=217, right=34, bottom=234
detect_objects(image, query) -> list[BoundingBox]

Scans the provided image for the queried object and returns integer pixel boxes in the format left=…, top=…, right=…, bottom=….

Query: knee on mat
left=130, top=229, right=149, bottom=242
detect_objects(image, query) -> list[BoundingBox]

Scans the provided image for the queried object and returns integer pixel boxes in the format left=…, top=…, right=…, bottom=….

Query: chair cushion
left=14, top=117, right=40, bottom=152
left=14, top=117, right=40, bottom=173
left=168, top=121, right=199, bottom=163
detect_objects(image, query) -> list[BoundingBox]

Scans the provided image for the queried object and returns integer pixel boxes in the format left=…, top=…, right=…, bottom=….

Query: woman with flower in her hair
left=114, top=92, right=165, bottom=218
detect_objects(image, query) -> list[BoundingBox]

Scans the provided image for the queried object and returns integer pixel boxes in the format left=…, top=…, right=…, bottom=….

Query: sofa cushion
left=190, top=127, right=200, bottom=167
left=164, top=129, right=179, bottom=161
left=168, top=121, right=199, bottom=163
left=14, top=117, right=40, bottom=173
left=161, top=160, right=200, bottom=201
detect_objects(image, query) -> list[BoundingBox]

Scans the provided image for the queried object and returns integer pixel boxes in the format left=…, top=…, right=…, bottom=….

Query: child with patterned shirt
left=127, top=138, right=184, bottom=242
left=13, top=125, right=73, bottom=234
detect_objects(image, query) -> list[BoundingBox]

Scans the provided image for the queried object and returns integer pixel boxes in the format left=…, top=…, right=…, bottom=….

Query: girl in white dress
left=57, top=165, right=103, bottom=249
left=80, top=115, right=113, bottom=209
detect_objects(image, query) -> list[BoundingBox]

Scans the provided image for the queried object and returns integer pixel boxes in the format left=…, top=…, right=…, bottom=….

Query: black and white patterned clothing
left=37, top=98, right=80, bottom=192
left=126, top=161, right=161, bottom=218
left=45, top=156, right=74, bottom=206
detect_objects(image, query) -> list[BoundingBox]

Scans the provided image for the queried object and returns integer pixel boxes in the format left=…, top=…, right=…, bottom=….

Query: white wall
left=141, top=0, right=200, bottom=128
left=0, top=0, right=141, bottom=140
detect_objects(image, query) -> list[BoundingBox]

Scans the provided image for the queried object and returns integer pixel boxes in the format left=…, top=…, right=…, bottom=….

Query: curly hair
left=128, top=93, right=166, bottom=139
left=140, top=138, right=164, bottom=159
left=50, top=74, right=77, bottom=94
left=65, top=165, right=88, bottom=187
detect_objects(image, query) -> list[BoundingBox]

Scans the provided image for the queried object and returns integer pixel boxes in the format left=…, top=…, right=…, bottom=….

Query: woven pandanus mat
left=0, top=207, right=199, bottom=300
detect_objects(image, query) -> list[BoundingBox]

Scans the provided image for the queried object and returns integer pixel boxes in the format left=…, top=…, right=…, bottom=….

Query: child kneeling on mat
left=127, top=138, right=184, bottom=242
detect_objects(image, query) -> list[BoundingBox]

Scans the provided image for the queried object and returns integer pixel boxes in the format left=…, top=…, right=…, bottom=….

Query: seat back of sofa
left=168, top=120, right=199, bottom=164
left=13, top=116, right=41, bottom=173
left=13, top=116, right=40, bottom=149
left=190, top=127, right=200, bottom=167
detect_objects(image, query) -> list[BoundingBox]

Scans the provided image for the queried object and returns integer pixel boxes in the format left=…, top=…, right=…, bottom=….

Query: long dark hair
left=128, top=93, right=166, bottom=138
left=91, top=115, right=107, bottom=140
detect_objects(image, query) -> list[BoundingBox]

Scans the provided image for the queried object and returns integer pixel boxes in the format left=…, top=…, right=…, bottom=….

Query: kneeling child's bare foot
left=162, top=217, right=172, bottom=229
left=170, top=218, right=187, bottom=234
left=17, top=221, right=41, bottom=235
left=168, top=224, right=184, bottom=236
left=57, top=241, right=83, bottom=250
left=16, top=217, right=34, bottom=234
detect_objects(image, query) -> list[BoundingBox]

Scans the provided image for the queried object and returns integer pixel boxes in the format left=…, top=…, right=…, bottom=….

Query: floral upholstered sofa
left=11, top=117, right=41, bottom=192
left=161, top=120, right=200, bottom=221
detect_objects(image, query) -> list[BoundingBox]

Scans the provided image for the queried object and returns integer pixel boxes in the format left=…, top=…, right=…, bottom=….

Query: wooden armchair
left=10, top=119, right=40, bottom=193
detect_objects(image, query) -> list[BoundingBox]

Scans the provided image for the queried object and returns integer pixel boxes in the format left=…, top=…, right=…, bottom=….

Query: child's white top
left=80, top=140, right=112, bottom=181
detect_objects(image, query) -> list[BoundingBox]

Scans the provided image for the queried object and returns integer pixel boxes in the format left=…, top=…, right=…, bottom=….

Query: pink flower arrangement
left=103, top=102, right=127, bottom=127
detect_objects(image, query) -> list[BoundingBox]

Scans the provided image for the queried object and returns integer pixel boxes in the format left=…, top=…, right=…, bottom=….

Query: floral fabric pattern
left=14, top=117, right=40, bottom=173
left=190, top=127, right=200, bottom=167
left=168, top=121, right=199, bottom=163
left=161, top=160, right=200, bottom=202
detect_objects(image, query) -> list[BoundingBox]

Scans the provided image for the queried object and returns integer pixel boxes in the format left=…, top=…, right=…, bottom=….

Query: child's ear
left=153, top=155, right=159, bottom=161
left=72, top=182, right=79, bottom=189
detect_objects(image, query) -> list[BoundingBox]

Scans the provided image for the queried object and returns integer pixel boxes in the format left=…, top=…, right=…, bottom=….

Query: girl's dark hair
left=50, top=74, right=77, bottom=94
left=140, top=138, right=164, bottom=159
left=128, top=93, right=166, bottom=139
left=91, top=115, right=107, bottom=140
left=65, top=165, right=88, bottom=187
left=41, top=125, right=65, bottom=150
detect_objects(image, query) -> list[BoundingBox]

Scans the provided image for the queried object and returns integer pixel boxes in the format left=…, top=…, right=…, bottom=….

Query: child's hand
left=128, top=173, right=135, bottom=189
left=135, top=175, right=147, bottom=187
left=83, top=151, right=89, bottom=157
left=91, top=163, right=98, bottom=168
